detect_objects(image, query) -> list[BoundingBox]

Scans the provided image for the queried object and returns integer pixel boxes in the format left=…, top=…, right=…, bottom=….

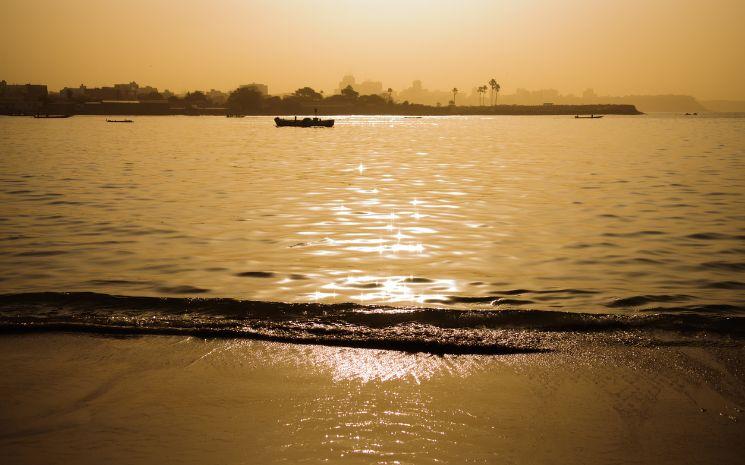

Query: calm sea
left=0, top=114, right=743, bottom=350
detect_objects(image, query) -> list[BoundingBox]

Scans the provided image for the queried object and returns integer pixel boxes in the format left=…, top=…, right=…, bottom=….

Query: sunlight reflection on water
left=0, top=115, right=743, bottom=314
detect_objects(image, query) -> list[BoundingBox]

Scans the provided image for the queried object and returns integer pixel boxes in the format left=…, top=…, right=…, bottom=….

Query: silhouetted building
left=336, top=75, right=383, bottom=96
left=136, top=85, right=158, bottom=96
left=0, top=80, right=48, bottom=114
left=113, top=82, right=140, bottom=100
left=86, top=87, right=118, bottom=100
left=60, top=85, right=116, bottom=101
left=356, top=80, right=383, bottom=96
left=337, top=75, right=356, bottom=94
left=581, top=88, right=598, bottom=103
left=397, top=80, right=451, bottom=106
left=61, top=84, right=87, bottom=99
left=60, top=82, right=160, bottom=101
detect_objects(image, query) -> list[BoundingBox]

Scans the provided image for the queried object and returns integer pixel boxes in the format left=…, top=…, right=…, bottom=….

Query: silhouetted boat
left=226, top=114, right=245, bottom=118
left=107, top=119, right=133, bottom=123
left=274, top=116, right=334, bottom=128
left=276, top=108, right=334, bottom=128
left=34, top=114, right=72, bottom=119
left=575, top=115, right=604, bottom=119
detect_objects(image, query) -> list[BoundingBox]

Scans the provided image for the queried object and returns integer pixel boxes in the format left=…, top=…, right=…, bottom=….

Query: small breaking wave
left=0, top=292, right=743, bottom=354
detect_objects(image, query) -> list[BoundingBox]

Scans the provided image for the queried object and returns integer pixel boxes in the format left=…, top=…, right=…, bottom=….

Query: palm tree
left=494, top=82, right=501, bottom=105
left=387, top=87, right=393, bottom=104
left=451, top=87, right=458, bottom=106
left=478, top=85, right=488, bottom=106
left=488, top=79, right=498, bottom=106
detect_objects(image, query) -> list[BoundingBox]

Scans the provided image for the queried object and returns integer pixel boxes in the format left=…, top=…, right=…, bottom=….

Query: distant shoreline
left=7, top=103, right=642, bottom=117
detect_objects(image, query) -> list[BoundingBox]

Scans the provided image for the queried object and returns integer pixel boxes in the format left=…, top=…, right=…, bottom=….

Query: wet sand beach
left=1, top=333, right=743, bottom=464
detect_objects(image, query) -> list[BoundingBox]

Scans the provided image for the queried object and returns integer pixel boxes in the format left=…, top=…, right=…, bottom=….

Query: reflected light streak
left=309, top=274, right=456, bottom=305
left=300, top=344, right=477, bottom=383
left=309, top=290, right=338, bottom=300
left=292, top=170, right=466, bottom=304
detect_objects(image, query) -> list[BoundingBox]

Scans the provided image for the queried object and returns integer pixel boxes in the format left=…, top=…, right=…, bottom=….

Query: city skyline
left=5, top=74, right=738, bottom=113
left=4, top=74, right=739, bottom=106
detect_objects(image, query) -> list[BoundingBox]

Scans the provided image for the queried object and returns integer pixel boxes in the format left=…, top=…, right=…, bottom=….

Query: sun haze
left=1, top=0, right=744, bottom=99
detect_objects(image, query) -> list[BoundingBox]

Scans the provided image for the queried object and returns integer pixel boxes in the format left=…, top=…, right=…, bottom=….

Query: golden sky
left=2, top=0, right=744, bottom=99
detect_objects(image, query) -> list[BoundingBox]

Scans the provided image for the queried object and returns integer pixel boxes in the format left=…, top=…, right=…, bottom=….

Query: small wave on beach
left=1, top=292, right=743, bottom=355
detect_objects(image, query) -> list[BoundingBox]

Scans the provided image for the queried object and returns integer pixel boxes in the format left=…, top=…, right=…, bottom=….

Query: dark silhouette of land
left=9, top=77, right=745, bottom=116
left=1, top=79, right=645, bottom=116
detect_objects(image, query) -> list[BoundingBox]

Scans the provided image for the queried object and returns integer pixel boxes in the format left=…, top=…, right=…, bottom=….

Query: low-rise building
left=61, top=84, right=87, bottom=99
left=0, top=80, right=48, bottom=114
left=86, top=87, right=118, bottom=100
left=113, top=82, right=140, bottom=100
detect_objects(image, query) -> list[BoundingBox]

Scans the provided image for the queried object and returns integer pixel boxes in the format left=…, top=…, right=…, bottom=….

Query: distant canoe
left=574, top=115, right=604, bottom=119
left=107, top=119, right=134, bottom=123
left=34, top=114, right=72, bottom=119
left=226, top=114, right=245, bottom=118
left=275, top=116, right=334, bottom=128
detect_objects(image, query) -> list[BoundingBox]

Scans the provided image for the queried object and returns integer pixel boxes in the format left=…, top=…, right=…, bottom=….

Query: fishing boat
left=574, top=115, right=604, bottom=119
left=275, top=109, right=334, bottom=127
left=33, top=114, right=72, bottom=119
left=106, top=119, right=134, bottom=123
left=275, top=116, right=334, bottom=127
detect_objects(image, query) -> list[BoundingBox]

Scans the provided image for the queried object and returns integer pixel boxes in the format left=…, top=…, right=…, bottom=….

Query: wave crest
left=1, top=292, right=743, bottom=354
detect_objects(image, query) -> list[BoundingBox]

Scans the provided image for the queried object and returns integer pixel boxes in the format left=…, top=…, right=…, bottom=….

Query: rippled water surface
left=1, top=115, right=743, bottom=314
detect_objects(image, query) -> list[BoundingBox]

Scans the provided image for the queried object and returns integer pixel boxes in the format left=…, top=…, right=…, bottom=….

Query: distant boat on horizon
left=106, top=119, right=134, bottom=123
left=575, top=115, right=604, bottom=119
left=34, top=114, right=72, bottom=119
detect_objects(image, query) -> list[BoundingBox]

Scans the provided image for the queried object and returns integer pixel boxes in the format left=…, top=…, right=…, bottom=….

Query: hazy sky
left=2, top=0, right=744, bottom=99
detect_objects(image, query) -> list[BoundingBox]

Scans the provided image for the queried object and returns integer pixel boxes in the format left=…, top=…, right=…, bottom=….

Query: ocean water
left=0, top=114, right=744, bottom=351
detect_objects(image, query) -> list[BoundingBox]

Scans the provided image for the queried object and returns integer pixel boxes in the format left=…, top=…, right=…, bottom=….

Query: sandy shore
left=1, top=333, right=743, bottom=464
